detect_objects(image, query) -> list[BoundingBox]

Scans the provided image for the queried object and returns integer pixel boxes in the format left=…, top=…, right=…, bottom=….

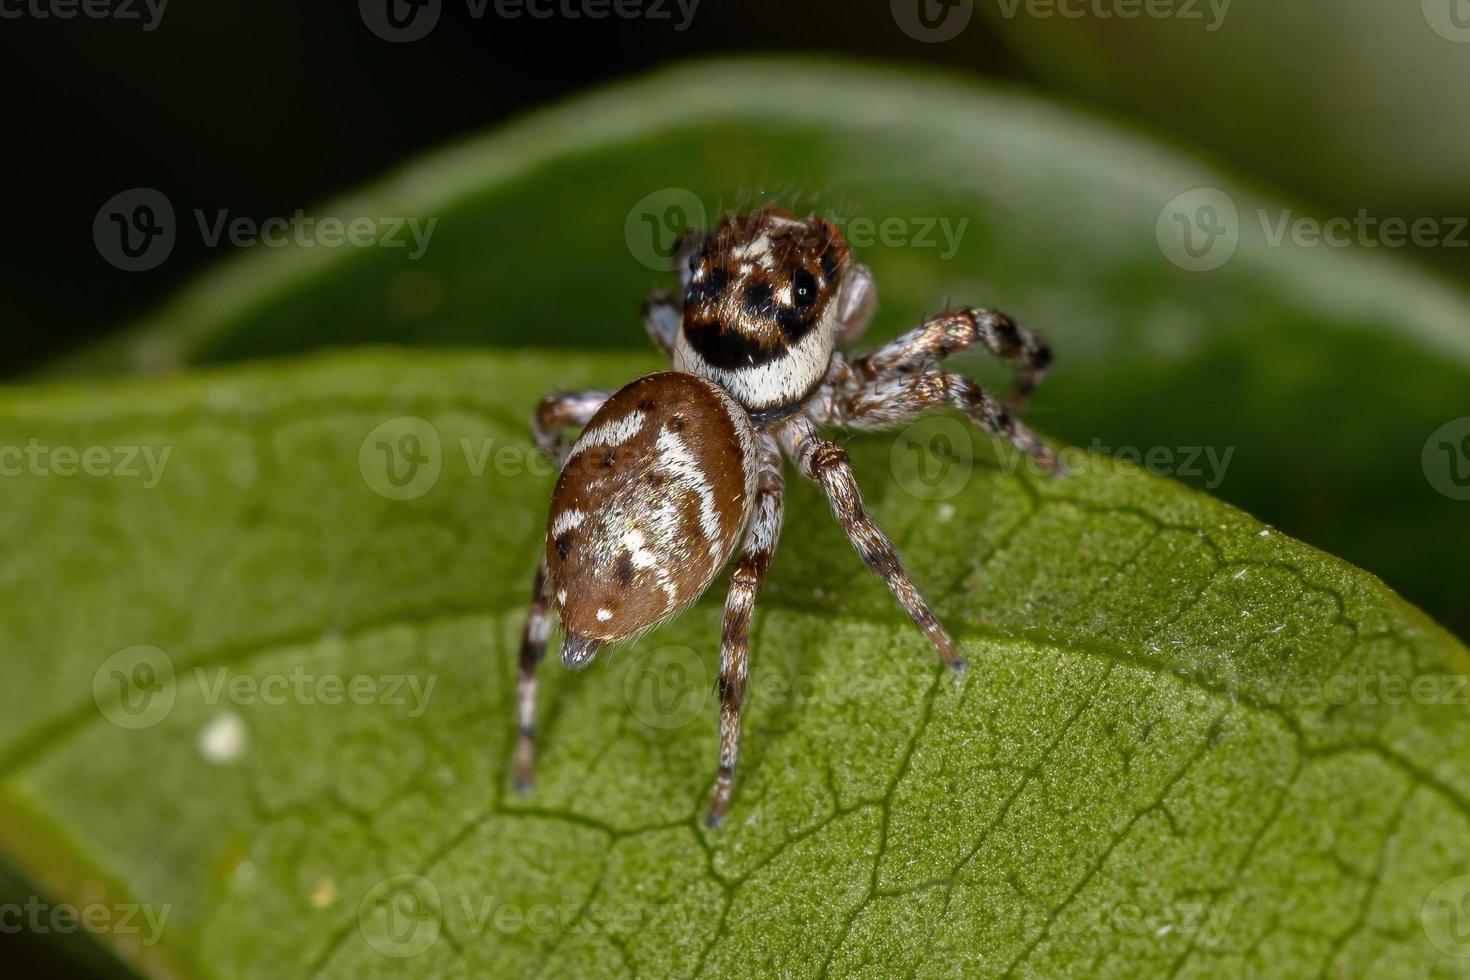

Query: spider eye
left=742, top=282, right=776, bottom=317
left=687, top=267, right=728, bottom=306
left=791, top=269, right=817, bottom=310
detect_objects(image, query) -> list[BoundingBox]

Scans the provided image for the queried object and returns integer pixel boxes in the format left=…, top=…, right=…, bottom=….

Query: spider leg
left=708, top=434, right=784, bottom=828
left=515, top=388, right=610, bottom=791
left=834, top=370, right=1060, bottom=476
left=778, top=417, right=963, bottom=672
left=531, top=389, right=612, bottom=463
left=643, top=289, right=680, bottom=358
left=851, top=307, right=1051, bottom=411
left=513, top=558, right=552, bottom=790
left=835, top=262, right=877, bottom=343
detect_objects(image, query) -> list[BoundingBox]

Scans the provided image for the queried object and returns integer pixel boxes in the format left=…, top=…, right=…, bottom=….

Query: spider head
left=673, top=205, right=852, bottom=423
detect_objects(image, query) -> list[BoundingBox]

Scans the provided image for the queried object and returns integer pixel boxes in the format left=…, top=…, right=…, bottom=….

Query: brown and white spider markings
left=515, top=203, right=1058, bottom=826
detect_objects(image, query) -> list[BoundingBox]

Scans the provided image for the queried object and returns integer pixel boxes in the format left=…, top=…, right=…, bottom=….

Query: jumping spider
left=515, top=204, right=1057, bottom=826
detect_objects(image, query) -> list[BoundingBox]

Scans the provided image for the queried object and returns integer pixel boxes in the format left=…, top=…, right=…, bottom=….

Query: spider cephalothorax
left=674, top=205, right=854, bottom=424
left=515, top=204, right=1058, bottom=826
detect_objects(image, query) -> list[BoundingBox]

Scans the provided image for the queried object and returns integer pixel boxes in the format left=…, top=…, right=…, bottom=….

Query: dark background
left=0, top=1, right=1023, bottom=374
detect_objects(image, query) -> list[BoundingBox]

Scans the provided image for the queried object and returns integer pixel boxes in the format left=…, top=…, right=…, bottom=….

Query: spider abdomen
left=545, top=372, right=757, bottom=653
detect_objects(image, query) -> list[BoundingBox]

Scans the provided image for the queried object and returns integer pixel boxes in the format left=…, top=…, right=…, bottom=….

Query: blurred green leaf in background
left=977, top=0, right=1470, bottom=222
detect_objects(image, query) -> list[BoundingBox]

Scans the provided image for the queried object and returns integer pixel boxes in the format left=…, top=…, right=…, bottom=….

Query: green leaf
left=50, top=58, right=1470, bottom=638
left=2, top=350, right=1468, bottom=977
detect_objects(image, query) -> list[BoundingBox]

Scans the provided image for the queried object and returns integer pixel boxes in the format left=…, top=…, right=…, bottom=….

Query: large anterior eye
left=791, top=269, right=817, bottom=311
left=742, top=282, right=776, bottom=317
left=686, top=267, right=728, bottom=306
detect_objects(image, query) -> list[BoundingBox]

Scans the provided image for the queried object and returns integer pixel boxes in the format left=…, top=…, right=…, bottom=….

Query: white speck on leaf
left=310, top=877, right=337, bottom=909
left=198, top=711, right=247, bottom=765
